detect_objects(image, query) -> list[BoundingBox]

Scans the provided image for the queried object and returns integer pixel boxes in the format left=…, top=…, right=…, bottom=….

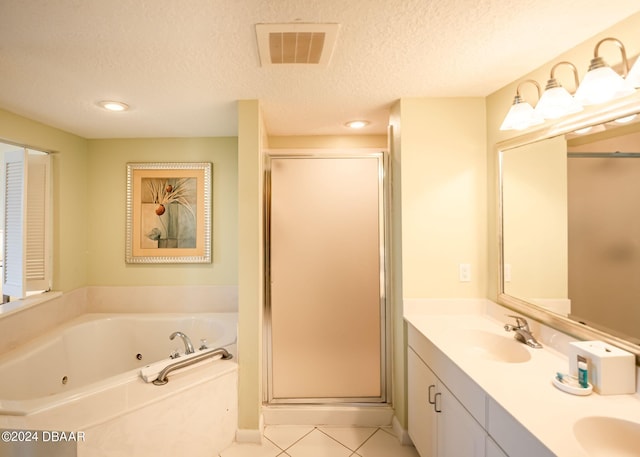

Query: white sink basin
left=459, top=329, right=531, bottom=363
left=574, top=416, right=640, bottom=456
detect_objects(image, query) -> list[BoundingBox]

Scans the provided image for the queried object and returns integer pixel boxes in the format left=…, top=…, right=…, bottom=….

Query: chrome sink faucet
left=504, top=315, right=542, bottom=348
left=170, top=331, right=195, bottom=354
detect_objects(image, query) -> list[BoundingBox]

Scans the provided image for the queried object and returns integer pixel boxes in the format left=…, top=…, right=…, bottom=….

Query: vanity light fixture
left=613, top=114, right=637, bottom=124
left=97, top=100, right=130, bottom=112
left=572, top=124, right=606, bottom=135
left=627, top=56, right=640, bottom=88
left=574, top=37, right=635, bottom=106
left=535, top=61, right=583, bottom=119
left=499, top=80, right=544, bottom=131
left=573, top=126, right=594, bottom=135
left=345, top=120, right=369, bottom=129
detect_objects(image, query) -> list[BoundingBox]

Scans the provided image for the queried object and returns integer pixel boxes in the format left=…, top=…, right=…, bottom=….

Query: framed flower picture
left=125, top=162, right=212, bottom=263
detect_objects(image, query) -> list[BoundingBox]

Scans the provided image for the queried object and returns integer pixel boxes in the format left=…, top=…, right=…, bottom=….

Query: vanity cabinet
left=487, top=398, right=554, bottom=457
left=486, top=437, right=508, bottom=457
left=408, top=348, right=486, bottom=457
left=407, top=348, right=436, bottom=456
left=407, top=321, right=554, bottom=457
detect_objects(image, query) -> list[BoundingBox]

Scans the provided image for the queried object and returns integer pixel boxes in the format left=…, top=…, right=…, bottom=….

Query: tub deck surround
left=405, top=306, right=640, bottom=457
left=0, top=289, right=86, bottom=355
left=0, top=360, right=238, bottom=456
left=77, top=363, right=238, bottom=457
left=0, top=312, right=237, bottom=415
left=0, top=312, right=239, bottom=457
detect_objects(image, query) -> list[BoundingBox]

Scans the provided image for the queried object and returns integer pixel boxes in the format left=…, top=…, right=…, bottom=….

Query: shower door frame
left=263, top=150, right=391, bottom=405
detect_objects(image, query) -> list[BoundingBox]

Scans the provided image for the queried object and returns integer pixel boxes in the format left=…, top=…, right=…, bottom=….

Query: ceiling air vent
left=255, top=23, right=340, bottom=67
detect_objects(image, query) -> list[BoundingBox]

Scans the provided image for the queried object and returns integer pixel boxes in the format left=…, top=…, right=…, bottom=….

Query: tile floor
left=220, top=425, right=420, bottom=457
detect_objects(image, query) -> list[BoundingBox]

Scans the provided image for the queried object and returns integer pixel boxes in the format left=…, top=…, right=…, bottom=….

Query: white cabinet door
left=486, top=437, right=509, bottom=457
left=437, top=381, right=486, bottom=457
left=408, top=349, right=437, bottom=457
left=408, top=348, right=486, bottom=457
left=487, top=398, right=554, bottom=457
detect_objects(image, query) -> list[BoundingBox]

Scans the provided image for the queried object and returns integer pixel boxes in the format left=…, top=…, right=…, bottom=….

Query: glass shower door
left=266, top=153, right=387, bottom=403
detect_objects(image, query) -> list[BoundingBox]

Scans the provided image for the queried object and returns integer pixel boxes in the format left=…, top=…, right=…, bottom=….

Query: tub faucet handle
left=199, top=338, right=208, bottom=350
left=170, top=349, right=181, bottom=359
left=169, top=331, right=195, bottom=355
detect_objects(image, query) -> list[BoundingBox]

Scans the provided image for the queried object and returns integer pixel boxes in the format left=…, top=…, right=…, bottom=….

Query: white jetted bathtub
left=0, top=313, right=238, bottom=456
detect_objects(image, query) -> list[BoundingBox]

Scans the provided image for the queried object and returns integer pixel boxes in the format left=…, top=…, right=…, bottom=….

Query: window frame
left=1, top=141, right=52, bottom=304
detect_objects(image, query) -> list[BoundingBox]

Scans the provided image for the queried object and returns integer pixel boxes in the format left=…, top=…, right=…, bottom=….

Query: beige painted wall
left=0, top=109, right=89, bottom=292
left=86, top=137, right=238, bottom=286
left=486, top=11, right=640, bottom=300
left=399, top=97, right=487, bottom=299
left=268, top=135, right=387, bottom=149
left=237, top=100, right=265, bottom=433
left=389, top=97, right=486, bottom=428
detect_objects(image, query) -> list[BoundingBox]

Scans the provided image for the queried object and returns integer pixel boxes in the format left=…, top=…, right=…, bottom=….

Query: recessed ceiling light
left=345, top=120, right=369, bottom=129
left=97, top=100, right=129, bottom=112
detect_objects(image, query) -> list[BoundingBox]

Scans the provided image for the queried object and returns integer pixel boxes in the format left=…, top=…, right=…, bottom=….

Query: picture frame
left=125, top=162, right=212, bottom=263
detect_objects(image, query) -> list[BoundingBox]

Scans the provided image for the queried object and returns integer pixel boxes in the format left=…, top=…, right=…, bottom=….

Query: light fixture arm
left=515, top=79, right=541, bottom=104
left=499, top=79, right=544, bottom=131
left=546, top=61, right=580, bottom=94
left=590, top=37, right=630, bottom=76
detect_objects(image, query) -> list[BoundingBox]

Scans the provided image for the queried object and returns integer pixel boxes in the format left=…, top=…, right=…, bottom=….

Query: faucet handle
left=506, top=315, right=530, bottom=331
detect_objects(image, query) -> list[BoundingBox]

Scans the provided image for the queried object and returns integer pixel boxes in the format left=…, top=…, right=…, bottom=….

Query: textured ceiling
left=1, top=0, right=640, bottom=138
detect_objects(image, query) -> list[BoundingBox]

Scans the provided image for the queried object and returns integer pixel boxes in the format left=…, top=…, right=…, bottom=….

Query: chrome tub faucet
left=170, top=331, right=195, bottom=354
left=504, top=315, right=542, bottom=348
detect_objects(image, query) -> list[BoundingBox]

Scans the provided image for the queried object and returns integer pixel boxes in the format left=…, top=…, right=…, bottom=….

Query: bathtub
left=0, top=313, right=238, bottom=456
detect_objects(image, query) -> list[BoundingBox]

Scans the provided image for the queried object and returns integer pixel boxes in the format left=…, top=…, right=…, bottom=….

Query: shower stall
left=264, top=152, right=389, bottom=405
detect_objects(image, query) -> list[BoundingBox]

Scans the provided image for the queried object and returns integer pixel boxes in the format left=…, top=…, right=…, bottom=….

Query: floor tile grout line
left=263, top=435, right=286, bottom=452
left=315, top=426, right=367, bottom=453
left=377, top=426, right=396, bottom=437
left=352, top=427, right=382, bottom=453
left=276, top=426, right=318, bottom=453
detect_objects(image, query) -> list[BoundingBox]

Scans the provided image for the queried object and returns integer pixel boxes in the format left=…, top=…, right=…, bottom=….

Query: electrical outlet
left=459, top=263, right=471, bottom=282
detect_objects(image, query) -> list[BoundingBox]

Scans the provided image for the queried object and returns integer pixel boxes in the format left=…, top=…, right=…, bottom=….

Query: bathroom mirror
left=498, top=92, right=640, bottom=363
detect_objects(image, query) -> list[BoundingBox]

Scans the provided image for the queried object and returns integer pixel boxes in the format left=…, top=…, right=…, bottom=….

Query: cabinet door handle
left=434, top=392, right=442, bottom=413
left=428, top=384, right=436, bottom=405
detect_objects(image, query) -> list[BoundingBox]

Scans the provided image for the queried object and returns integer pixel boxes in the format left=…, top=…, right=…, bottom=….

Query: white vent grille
left=256, top=23, right=339, bottom=67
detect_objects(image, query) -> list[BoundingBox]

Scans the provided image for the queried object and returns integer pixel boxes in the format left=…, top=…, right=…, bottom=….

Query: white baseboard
left=235, top=429, right=262, bottom=444
left=392, top=415, right=413, bottom=446
left=235, top=414, right=264, bottom=444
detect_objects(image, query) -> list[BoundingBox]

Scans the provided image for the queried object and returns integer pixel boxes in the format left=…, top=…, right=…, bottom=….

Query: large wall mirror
left=498, top=93, right=640, bottom=363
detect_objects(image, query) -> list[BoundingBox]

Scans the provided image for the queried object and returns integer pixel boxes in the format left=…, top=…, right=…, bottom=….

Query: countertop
left=405, top=311, right=640, bottom=457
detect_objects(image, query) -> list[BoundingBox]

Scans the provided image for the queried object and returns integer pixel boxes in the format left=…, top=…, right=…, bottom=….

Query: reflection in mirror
left=500, top=109, right=640, bottom=351
left=502, top=135, right=568, bottom=314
